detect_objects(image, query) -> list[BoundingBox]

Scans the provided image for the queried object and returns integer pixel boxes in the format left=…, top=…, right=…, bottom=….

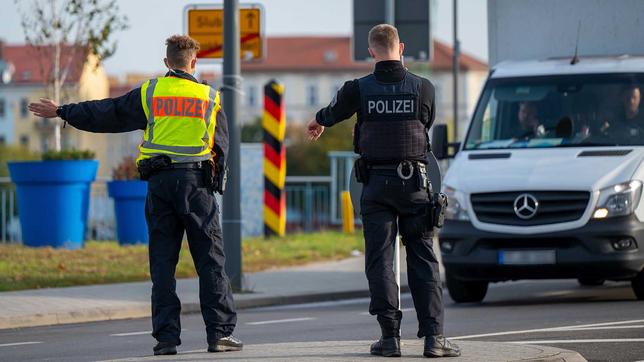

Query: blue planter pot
left=8, top=160, right=98, bottom=249
left=107, top=180, right=149, bottom=245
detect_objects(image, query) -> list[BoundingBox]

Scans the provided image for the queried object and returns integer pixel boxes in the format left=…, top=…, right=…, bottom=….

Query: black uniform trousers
left=145, top=168, right=237, bottom=345
left=361, top=171, right=444, bottom=338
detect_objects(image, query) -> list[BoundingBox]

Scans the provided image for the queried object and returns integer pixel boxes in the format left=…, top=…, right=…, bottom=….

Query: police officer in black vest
left=307, top=24, right=460, bottom=358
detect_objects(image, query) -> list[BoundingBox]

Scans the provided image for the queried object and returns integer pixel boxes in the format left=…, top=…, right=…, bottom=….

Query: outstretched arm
left=28, top=88, right=147, bottom=133
left=307, top=79, right=360, bottom=140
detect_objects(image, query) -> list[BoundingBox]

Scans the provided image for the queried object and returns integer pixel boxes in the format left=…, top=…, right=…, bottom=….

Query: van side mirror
left=432, top=124, right=448, bottom=159
left=431, top=124, right=460, bottom=160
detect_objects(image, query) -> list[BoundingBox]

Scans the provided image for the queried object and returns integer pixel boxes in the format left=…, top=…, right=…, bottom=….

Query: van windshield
left=464, top=73, right=644, bottom=150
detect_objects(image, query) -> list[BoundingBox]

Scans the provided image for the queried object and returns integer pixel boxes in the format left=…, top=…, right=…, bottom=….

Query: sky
left=2, top=0, right=488, bottom=76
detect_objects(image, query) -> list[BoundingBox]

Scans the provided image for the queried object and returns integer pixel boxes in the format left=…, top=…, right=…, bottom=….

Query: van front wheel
left=445, top=271, right=488, bottom=303
left=632, top=269, right=644, bottom=300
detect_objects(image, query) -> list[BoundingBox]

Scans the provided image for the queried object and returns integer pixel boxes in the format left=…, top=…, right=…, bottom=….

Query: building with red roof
left=237, top=36, right=488, bottom=130
left=0, top=42, right=135, bottom=177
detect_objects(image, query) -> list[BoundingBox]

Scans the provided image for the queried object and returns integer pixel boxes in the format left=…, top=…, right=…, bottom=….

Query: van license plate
left=499, top=250, right=556, bottom=265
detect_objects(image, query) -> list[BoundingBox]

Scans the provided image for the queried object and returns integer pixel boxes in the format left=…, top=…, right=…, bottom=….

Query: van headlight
left=442, top=185, right=470, bottom=221
left=593, top=180, right=642, bottom=219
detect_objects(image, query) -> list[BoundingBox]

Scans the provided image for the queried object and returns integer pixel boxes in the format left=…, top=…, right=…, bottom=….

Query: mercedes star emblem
left=513, top=193, right=539, bottom=219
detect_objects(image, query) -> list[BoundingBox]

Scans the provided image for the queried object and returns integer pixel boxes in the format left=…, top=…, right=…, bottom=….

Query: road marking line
left=564, top=325, right=644, bottom=331
left=453, top=319, right=644, bottom=340
left=110, top=331, right=151, bottom=337
left=510, top=338, right=644, bottom=344
left=553, top=319, right=644, bottom=330
left=0, top=342, right=43, bottom=348
left=111, top=329, right=186, bottom=337
left=246, top=317, right=316, bottom=325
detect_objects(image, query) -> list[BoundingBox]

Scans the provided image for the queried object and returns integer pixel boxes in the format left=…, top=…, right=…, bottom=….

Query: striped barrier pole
left=263, top=80, right=286, bottom=237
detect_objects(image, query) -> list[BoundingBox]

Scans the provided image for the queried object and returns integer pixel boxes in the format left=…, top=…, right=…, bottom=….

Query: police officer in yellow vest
left=28, top=35, right=243, bottom=356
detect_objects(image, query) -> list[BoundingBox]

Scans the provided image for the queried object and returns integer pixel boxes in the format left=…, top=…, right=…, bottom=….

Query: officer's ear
left=163, top=58, right=171, bottom=69
left=190, top=57, right=197, bottom=71
left=368, top=47, right=376, bottom=59
left=399, top=42, right=405, bottom=56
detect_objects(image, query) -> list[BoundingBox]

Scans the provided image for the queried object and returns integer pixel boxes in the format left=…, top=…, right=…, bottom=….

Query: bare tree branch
left=15, top=0, right=129, bottom=151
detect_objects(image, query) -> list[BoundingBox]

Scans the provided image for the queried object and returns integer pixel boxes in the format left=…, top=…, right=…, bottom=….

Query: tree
left=16, top=0, right=128, bottom=151
left=241, top=117, right=263, bottom=143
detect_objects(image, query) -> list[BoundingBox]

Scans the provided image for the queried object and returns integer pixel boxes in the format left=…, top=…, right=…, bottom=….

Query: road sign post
left=186, top=2, right=264, bottom=291
left=222, top=0, right=242, bottom=291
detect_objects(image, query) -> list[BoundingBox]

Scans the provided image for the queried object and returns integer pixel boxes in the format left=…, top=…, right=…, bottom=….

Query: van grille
left=470, top=191, right=590, bottom=226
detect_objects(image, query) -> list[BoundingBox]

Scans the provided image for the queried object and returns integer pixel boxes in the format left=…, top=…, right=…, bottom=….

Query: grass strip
left=0, top=231, right=363, bottom=291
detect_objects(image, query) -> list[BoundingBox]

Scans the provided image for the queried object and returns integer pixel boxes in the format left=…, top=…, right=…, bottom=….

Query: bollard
left=341, top=190, right=354, bottom=233
left=263, top=80, right=286, bottom=237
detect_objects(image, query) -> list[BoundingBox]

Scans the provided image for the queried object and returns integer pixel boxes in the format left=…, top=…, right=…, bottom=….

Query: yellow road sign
left=187, top=8, right=262, bottom=60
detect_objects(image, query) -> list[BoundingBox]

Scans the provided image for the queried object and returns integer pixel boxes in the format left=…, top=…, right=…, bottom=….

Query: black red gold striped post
left=263, top=80, right=286, bottom=237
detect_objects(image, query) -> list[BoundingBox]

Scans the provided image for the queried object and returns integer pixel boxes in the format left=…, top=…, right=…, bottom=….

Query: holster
left=354, top=157, right=370, bottom=184
left=202, top=159, right=227, bottom=194
left=137, top=155, right=171, bottom=181
left=209, top=160, right=228, bottom=195
left=428, top=192, right=448, bottom=229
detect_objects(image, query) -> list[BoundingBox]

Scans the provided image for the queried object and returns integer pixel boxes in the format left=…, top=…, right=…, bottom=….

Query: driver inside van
left=609, top=85, right=644, bottom=139
left=512, top=101, right=546, bottom=140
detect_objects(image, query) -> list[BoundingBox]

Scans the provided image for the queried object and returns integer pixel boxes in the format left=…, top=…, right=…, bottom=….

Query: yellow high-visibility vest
left=136, top=76, right=221, bottom=164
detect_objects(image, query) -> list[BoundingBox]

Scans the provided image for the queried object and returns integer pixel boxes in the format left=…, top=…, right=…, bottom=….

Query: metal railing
left=0, top=178, right=18, bottom=243
left=0, top=151, right=363, bottom=242
left=284, top=176, right=332, bottom=232
left=328, top=151, right=358, bottom=224
left=0, top=177, right=335, bottom=243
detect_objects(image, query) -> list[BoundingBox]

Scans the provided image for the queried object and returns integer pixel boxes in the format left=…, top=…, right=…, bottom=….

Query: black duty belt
left=166, top=161, right=204, bottom=169
left=369, top=164, right=399, bottom=170
left=369, top=160, right=422, bottom=180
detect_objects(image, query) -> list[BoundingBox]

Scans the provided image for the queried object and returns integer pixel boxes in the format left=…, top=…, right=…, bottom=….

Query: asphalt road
left=0, top=280, right=642, bottom=362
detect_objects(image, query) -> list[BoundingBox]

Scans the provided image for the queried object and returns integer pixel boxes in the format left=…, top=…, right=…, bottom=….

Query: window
left=0, top=98, right=5, bottom=118
left=20, top=135, right=29, bottom=147
left=20, top=98, right=29, bottom=118
left=307, top=85, right=318, bottom=107
left=247, top=85, right=257, bottom=107
left=464, top=74, right=644, bottom=150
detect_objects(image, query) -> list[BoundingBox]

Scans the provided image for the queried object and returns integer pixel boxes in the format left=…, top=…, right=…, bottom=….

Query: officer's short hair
left=368, top=24, right=399, bottom=54
left=165, top=35, right=200, bottom=68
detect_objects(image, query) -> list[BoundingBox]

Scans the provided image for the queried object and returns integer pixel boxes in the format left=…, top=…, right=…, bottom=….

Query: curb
left=0, top=286, right=411, bottom=330
left=95, top=340, right=588, bottom=362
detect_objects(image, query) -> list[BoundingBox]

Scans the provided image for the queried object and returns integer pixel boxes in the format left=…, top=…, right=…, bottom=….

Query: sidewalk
left=100, top=341, right=586, bottom=362
left=0, top=255, right=404, bottom=330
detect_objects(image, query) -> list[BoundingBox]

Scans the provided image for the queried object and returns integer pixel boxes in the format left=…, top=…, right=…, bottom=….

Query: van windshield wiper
left=555, top=142, right=617, bottom=147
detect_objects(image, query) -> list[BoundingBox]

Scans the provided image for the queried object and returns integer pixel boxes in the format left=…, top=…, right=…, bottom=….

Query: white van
left=432, top=56, right=644, bottom=302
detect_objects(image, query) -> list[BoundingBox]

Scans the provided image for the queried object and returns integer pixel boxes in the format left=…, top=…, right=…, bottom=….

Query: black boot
left=208, top=335, right=243, bottom=352
left=153, top=341, right=177, bottom=355
left=370, top=320, right=401, bottom=357
left=423, top=335, right=460, bottom=358
left=370, top=337, right=401, bottom=357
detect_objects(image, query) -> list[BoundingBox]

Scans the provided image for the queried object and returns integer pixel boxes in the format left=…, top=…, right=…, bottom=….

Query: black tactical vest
left=356, top=72, right=428, bottom=163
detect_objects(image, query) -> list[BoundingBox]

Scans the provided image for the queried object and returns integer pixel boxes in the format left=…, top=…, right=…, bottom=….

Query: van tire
left=578, top=278, right=604, bottom=286
left=632, top=269, right=644, bottom=300
left=446, top=272, right=488, bottom=303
